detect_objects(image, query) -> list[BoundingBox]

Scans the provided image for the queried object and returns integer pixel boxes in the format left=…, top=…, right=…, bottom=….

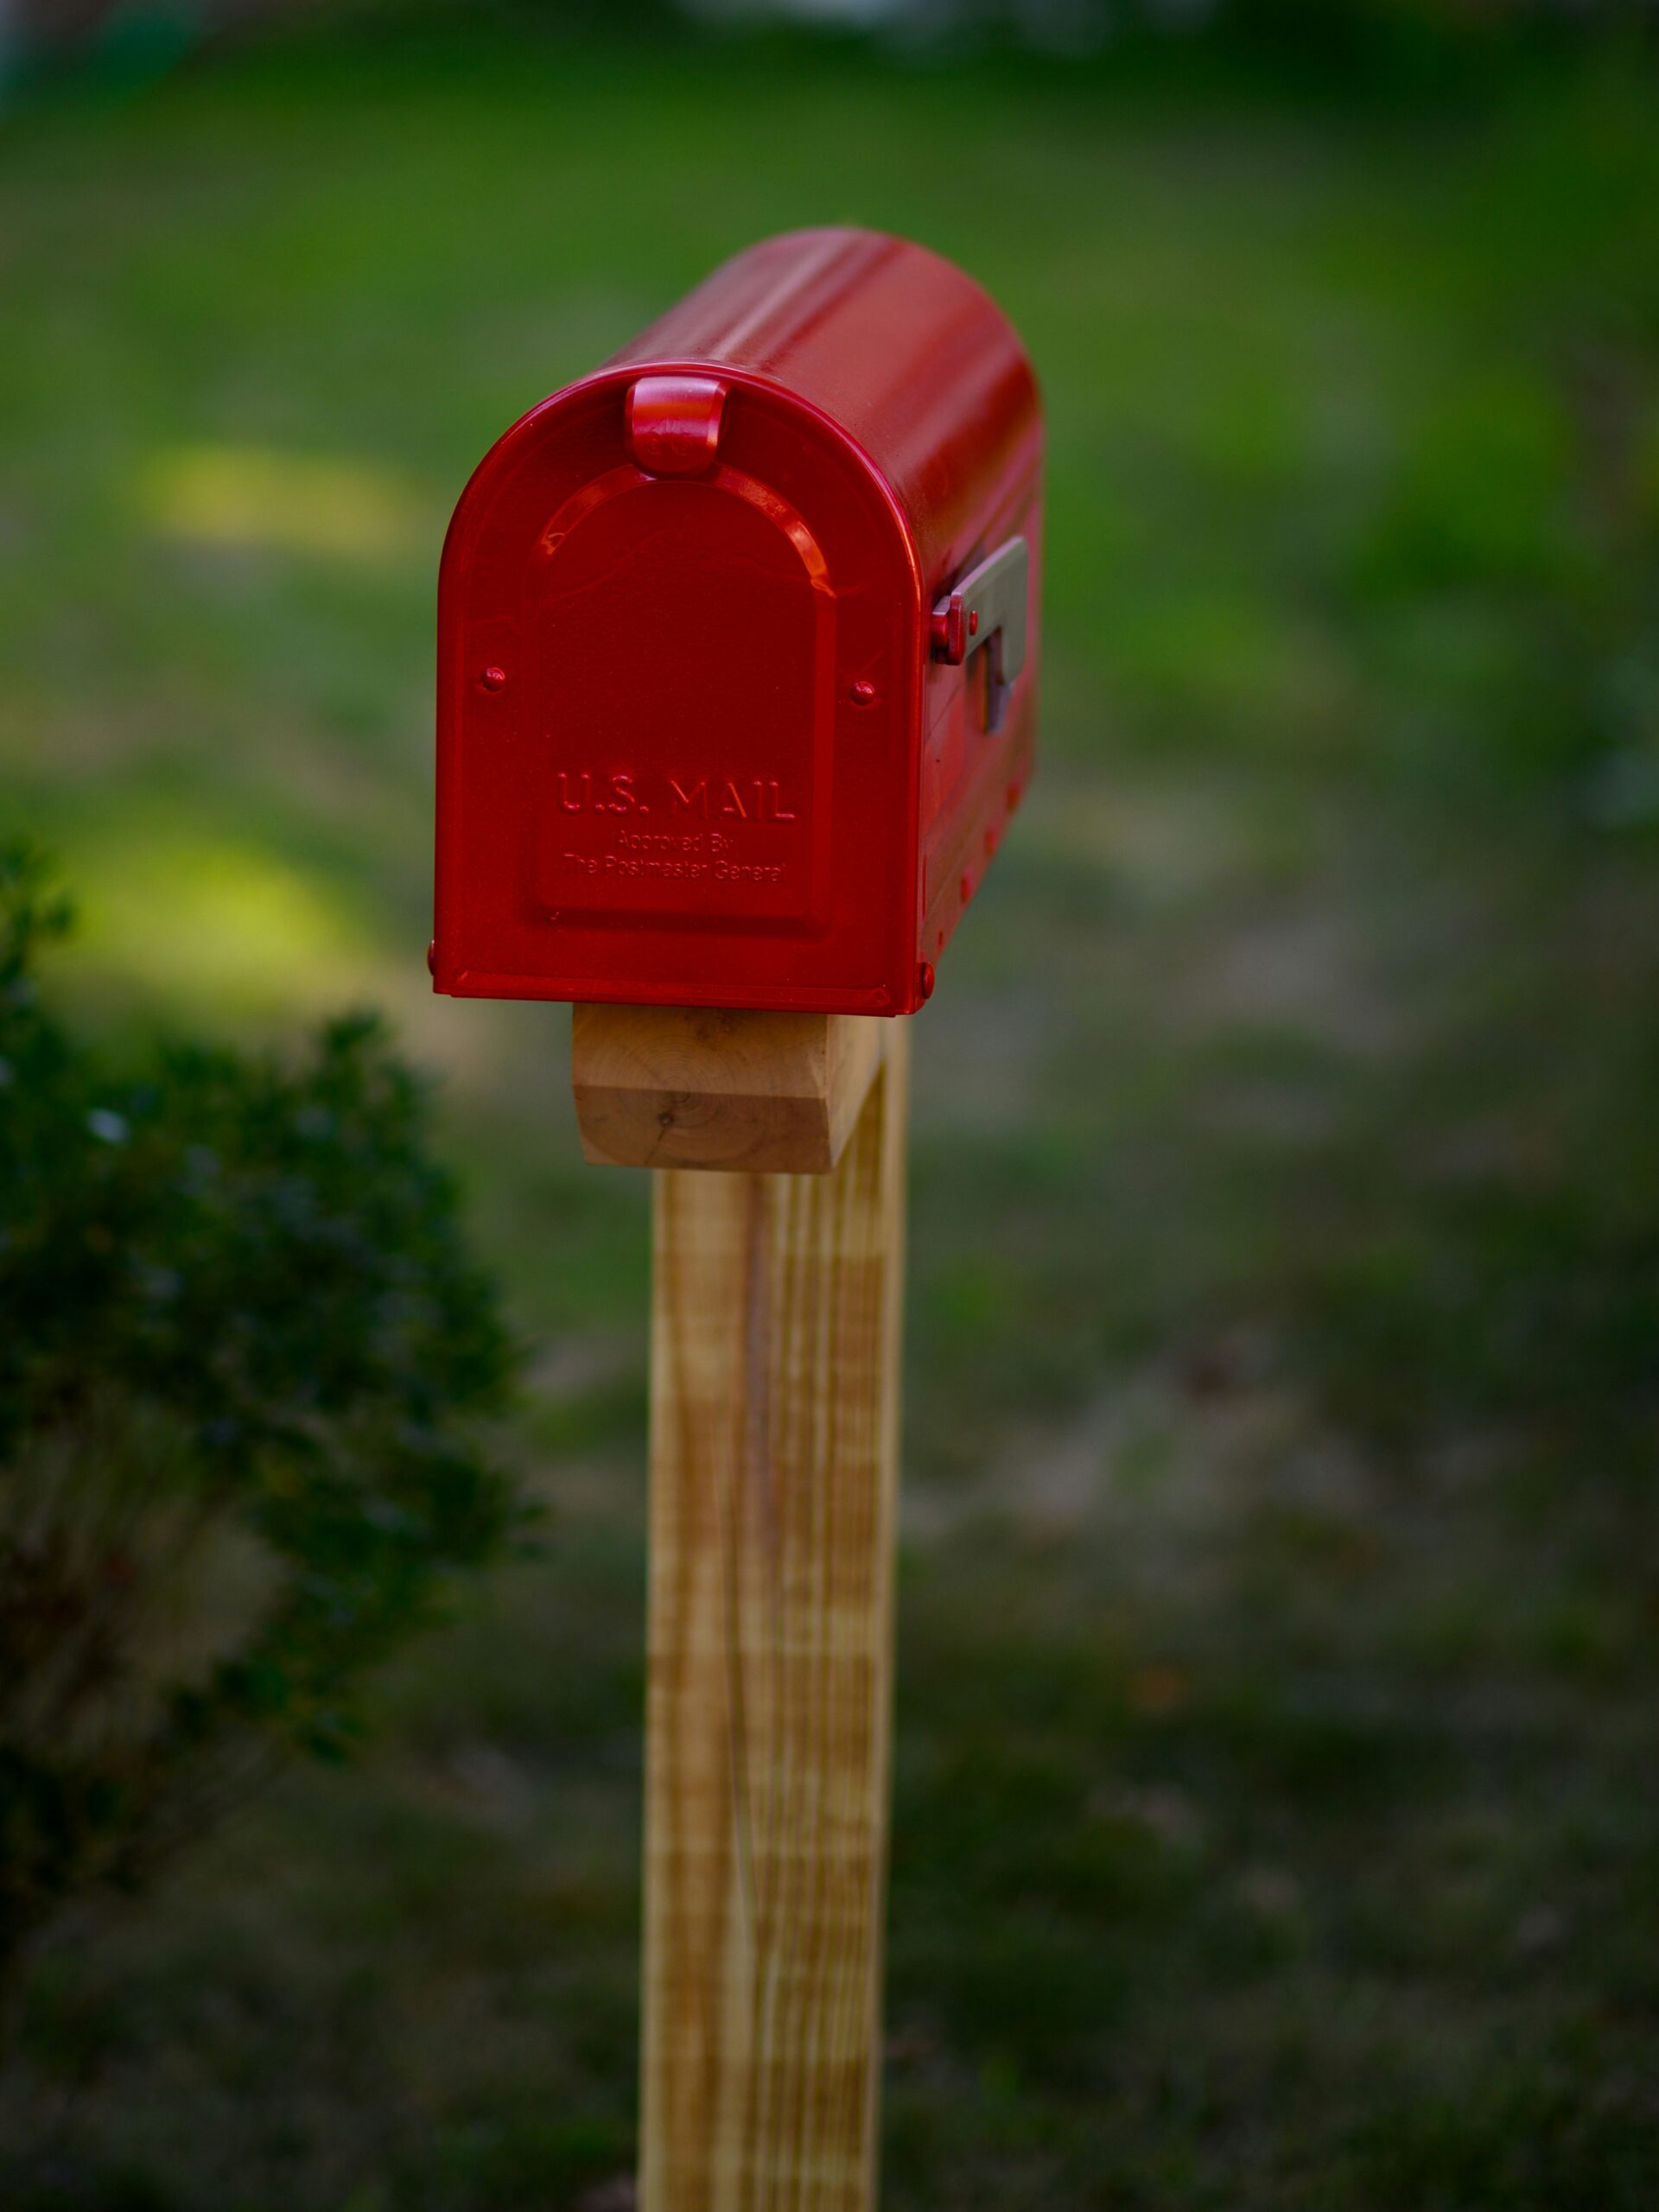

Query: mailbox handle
left=930, top=536, right=1029, bottom=734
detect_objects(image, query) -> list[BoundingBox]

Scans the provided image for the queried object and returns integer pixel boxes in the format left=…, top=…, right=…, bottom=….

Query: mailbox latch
left=626, top=374, right=728, bottom=478
left=931, top=536, right=1029, bottom=733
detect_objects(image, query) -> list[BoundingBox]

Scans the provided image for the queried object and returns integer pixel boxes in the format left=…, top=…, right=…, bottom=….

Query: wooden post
left=572, top=1008, right=909, bottom=2212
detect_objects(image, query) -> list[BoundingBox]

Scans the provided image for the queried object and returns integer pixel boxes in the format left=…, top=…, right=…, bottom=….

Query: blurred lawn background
left=3, top=4, right=1659, bottom=2206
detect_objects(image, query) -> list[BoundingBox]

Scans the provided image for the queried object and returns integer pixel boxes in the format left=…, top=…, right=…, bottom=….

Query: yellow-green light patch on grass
left=135, top=445, right=430, bottom=566
left=70, top=829, right=386, bottom=1019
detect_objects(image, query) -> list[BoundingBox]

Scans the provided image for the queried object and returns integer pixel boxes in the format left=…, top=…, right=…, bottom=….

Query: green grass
left=3, top=25, right=1659, bottom=2209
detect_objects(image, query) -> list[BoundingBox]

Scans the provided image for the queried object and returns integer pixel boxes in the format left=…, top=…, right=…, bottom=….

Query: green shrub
left=0, top=842, right=520, bottom=2003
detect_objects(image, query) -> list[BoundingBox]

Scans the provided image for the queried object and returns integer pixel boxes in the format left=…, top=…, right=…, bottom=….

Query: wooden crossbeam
left=572, top=1006, right=884, bottom=1176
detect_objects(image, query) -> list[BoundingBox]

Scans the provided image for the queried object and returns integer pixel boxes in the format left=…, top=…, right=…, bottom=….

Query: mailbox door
left=529, top=466, right=832, bottom=937
left=435, top=372, right=923, bottom=1015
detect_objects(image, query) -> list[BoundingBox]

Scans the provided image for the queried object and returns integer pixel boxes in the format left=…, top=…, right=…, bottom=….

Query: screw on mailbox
left=431, top=228, right=1042, bottom=2212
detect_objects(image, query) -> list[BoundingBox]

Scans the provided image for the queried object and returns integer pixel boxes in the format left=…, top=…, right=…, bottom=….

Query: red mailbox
left=433, top=227, right=1042, bottom=1017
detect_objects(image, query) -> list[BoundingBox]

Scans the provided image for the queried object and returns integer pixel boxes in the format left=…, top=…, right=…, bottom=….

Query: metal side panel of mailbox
left=433, top=227, right=1044, bottom=1018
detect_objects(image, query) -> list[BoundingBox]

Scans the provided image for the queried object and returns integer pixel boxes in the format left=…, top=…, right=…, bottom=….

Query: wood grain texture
left=572, top=1005, right=884, bottom=1175
left=640, top=1021, right=910, bottom=2212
